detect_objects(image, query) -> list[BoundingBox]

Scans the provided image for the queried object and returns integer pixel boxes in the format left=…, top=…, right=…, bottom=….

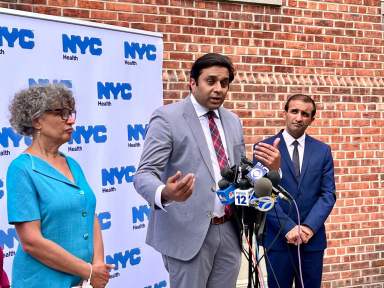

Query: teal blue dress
left=6, top=153, right=96, bottom=288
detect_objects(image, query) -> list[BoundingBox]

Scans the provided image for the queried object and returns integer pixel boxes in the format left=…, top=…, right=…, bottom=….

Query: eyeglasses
left=45, top=108, right=76, bottom=121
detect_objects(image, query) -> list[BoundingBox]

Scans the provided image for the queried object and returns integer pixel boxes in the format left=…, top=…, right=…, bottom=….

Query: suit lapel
left=182, top=97, right=215, bottom=181
left=298, top=135, right=313, bottom=187
left=279, top=132, right=299, bottom=184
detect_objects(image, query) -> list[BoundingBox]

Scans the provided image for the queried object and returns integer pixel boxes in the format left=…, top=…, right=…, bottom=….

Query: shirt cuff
left=155, top=184, right=172, bottom=211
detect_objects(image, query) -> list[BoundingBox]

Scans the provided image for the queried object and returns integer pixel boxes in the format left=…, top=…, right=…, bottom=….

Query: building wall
left=1, top=0, right=383, bottom=287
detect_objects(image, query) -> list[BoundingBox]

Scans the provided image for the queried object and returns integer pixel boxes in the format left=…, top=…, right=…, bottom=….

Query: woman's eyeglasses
left=45, top=108, right=76, bottom=121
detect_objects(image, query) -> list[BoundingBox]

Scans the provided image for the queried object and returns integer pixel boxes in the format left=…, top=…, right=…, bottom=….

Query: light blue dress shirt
left=7, top=153, right=96, bottom=287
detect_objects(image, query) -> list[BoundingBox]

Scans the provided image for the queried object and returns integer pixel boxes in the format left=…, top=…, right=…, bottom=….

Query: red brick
left=63, top=8, right=89, bottom=18
left=18, top=0, right=46, bottom=3
left=33, top=5, right=61, bottom=15
left=170, top=16, right=193, bottom=25
left=131, top=4, right=157, bottom=14
left=8, top=3, right=33, bottom=11
left=48, top=0, right=75, bottom=6
left=143, top=14, right=167, bottom=23
left=181, top=7, right=205, bottom=17
left=157, top=24, right=180, bottom=33
left=130, top=22, right=156, bottom=32
left=106, top=2, right=132, bottom=12
left=118, top=13, right=144, bottom=22
left=90, top=10, right=117, bottom=20
left=158, top=6, right=181, bottom=15
left=78, top=0, right=104, bottom=9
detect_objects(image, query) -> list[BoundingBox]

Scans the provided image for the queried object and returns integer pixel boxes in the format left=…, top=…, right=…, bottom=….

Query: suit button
left=83, top=233, right=89, bottom=240
left=82, top=211, right=87, bottom=217
left=79, top=190, right=85, bottom=195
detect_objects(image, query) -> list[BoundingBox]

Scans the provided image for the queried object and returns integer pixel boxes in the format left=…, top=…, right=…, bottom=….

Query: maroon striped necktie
left=207, top=111, right=229, bottom=170
left=207, top=111, right=232, bottom=217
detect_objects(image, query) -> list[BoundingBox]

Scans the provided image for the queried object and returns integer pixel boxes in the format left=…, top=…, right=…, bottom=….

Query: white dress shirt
left=155, top=94, right=228, bottom=217
left=282, top=130, right=305, bottom=172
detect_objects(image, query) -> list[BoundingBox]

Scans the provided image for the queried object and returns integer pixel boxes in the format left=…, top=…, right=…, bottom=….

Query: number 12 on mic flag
left=234, top=188, right=252, bottom=206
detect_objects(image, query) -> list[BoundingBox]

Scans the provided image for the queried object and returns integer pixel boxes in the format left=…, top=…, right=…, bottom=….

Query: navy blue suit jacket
left=260, top=131, right=336, bottom=251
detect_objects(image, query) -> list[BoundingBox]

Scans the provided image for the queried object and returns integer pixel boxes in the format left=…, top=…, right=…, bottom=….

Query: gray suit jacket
left=134, top=96, right=245, bottom=261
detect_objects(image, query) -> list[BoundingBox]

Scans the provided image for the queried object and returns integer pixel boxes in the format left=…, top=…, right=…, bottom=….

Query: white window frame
left=224, top=0, right=282, bottom=5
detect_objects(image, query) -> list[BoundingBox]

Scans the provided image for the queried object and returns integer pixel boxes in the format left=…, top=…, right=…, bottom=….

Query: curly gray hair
left=9, top=84, right=75, bottom=136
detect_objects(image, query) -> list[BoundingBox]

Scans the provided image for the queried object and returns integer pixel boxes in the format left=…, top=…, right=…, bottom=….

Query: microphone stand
left=248, top=218, right=255, bottom=288
left=243, top=207, right=259, bottom=288
left=246, top=208, right=267, bottom=288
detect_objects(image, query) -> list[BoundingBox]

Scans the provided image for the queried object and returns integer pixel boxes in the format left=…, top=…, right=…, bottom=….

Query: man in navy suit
left=259, top=94, right=336, bottom=288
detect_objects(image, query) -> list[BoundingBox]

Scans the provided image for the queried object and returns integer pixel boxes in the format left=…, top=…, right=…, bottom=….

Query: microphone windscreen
left=266, top=170, right=280, bottom=187
left=238, top=178, right=251, bottom=190
left=218, top=179, right=230, bottom=189
left=221, top=167, right=235, bottom=182
left=241, top=156, right=253, bottom=166
left=254, top=178, right=273, bottom=197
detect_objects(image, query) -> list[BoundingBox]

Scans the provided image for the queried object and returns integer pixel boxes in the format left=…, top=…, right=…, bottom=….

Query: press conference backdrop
left=0, top=8, right=168, bottom=288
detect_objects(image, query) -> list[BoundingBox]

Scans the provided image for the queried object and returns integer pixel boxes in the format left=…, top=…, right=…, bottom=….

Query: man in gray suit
left=134, top=53, right=280, bottom=288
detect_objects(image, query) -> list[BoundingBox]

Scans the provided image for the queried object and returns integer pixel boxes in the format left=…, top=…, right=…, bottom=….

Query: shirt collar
left=24, top=153, right=79, bottom=187
left=282, top=129, right=306, bottom=147
left=190, top=94, right=220, bottom=119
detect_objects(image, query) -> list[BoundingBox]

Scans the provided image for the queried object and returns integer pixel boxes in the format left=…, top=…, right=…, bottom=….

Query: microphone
left=265, top=170, right=280, bottom=187
left=265, top=170, right=291, bottom=201
left=216, top=179, right=236, bottom=205
left=240, top=157, right=269, bottom=186
left=218, top=178, right=230, bottom=189
left=249, top=178, right=275, bottom=212
left=221, top=165, right=237, bottom=182
left=215, top=166, right=239, bottom=205
left=234, top=177, right=275, bottom=212
left=253, top=177, right=273, bottom=197
left=234, top=178, right=253, bottom=206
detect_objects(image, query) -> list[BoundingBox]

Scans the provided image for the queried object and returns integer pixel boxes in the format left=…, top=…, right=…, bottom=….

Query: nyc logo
left=69, top=125, right=107, bottom=145
left=106, top=248, right=141, bottom=271
left=132, top=205, right=150, bottom=225
left=0, top=228, right=18, bottom=249
left=101, top=166, right=136, bottom=186
left=97, top=82, right=132, bottom=101
left=29, top=78, right=72, bottom=89
left=127, top=124, right=148, bottom=142
left=124, top=41, right=156, bottom=61
left=0, top=127, right=31, bottom=148
left=97, top=211, right=111, bottom=231
left=62, top=34, right=102, bottom=56
left=0, top=178, right=4, bottom=199
left=144, top=280, right=167, bottom=288
left=0, top=26, right=34, bottom=49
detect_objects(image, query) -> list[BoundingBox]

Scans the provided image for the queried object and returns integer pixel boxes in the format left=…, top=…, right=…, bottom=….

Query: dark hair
left=284, top=94, right=316, bottom=117
left=190, top=53, right=235, bottom=83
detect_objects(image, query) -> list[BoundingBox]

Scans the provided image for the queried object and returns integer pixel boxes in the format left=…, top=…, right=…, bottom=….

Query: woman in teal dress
left=6, top=84, right=113, bottom=288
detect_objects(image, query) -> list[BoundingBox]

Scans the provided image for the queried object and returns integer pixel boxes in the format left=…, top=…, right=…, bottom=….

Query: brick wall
left=1, top=0, right=383, bottom=287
